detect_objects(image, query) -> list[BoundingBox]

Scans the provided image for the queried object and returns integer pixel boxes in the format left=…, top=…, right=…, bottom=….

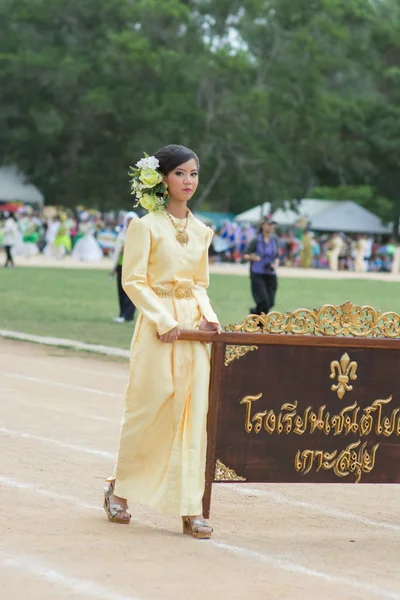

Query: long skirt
left=72, top=235, right=103, bottom=261
left=111, top=297, right=211, bottom=516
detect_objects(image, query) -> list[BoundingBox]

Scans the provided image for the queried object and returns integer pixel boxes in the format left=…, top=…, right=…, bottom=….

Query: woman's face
left=164, top=158, right=199, bottom=203
left=262, top=221, right=274, bottom=236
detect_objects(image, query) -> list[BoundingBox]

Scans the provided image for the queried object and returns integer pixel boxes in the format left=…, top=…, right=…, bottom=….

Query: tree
left=1, top=0, right=399, bottom=227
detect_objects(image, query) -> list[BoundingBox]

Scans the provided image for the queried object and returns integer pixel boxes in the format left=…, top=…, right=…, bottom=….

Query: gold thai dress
left=110, top=211, right=219, bottom=516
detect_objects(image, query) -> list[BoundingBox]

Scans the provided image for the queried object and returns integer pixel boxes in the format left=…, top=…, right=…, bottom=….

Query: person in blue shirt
left=244, top=217, right=279, bottom=315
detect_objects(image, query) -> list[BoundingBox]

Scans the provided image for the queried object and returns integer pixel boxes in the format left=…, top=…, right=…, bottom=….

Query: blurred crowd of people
left=0, top=206, right=128, bottom=266
left=211, top=222, right=400, bottom=274
left=1, top=206, right=400, bottom=275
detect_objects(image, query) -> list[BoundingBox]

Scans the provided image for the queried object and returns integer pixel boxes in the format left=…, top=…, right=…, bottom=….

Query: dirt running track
left=1, top=338, right=400, bottom=600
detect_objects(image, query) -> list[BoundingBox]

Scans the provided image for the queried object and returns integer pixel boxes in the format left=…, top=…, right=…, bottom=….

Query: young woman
left=244, top=217, right=279, bottom=315
left=104, top=145, right=221, bottom=539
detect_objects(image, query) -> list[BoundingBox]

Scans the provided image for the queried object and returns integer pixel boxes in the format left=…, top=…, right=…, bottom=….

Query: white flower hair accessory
left=135, top=155, right=160, bottom=171
left=128, top=153, right=168, bottom=213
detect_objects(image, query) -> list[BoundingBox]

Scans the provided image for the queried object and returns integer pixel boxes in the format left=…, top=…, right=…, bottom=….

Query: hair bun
left=154, top=145, right=199, bottom=175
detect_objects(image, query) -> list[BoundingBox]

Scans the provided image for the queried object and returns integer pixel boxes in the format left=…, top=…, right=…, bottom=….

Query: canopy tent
left=235, top=199, right=391, bottom=235
left=235, top=202, right=272, bottom=224
left=194, top=211, right=235, bottom=227
left=235, top=199, right=338, bottom=226
left=0, top=166, right=44, bottom=206
left=310, top=201, right=391, bottom=234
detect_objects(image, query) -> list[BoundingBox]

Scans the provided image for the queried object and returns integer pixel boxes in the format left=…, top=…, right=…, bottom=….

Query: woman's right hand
left=158, top=326, right=181, bottom=343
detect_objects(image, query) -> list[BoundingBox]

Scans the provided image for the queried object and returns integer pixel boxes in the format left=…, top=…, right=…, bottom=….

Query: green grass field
left=1, top=267, right=399, bottom=349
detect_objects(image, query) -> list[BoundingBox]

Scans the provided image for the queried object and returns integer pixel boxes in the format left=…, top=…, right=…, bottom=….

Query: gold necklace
left=165, top=209, right=190, bottom=246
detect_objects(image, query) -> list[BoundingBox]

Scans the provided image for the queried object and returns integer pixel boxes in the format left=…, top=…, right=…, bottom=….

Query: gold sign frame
left=225, top=301, right=400, bottom=338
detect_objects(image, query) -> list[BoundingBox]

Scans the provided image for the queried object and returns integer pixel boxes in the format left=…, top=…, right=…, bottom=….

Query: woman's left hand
left=199, top=318, right=222, bottom=335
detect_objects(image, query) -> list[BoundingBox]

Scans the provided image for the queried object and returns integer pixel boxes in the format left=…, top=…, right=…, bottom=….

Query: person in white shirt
left=354, top=235, right=367, bottom=272
left=2, top=212, right=19, bottom=267
left=363, top=236, right=373, bottom=270
left=392, top=242, right=400, bottom=275
left=328, top=233, right=344, bottom=271
left=44, top=217, right=61, bottom=258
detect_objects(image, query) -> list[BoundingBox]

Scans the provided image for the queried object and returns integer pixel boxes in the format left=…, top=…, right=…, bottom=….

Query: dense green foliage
left=1, top=0, right=399, bottom=227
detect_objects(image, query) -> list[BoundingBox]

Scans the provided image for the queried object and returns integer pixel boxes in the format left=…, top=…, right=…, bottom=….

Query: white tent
left=235, top=199, right=391, bottom=234
left=235, top=199, right=338, bottom=226
left=310, top=201, right=391, bottom=234
left=0, top=166, right=44, bottom=206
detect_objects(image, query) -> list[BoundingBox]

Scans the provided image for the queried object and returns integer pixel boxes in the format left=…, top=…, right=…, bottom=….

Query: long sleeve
left=193, top=228, right=219, bottom=324
left=245, top=238, right=257, bottom=255
left=122, top=220, right=179, bottom=335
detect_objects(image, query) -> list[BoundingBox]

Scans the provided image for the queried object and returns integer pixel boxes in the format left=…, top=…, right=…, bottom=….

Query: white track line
left=0, top=476, right=101, bottom=511
left=0, top=329, right=130, bottom=359
left=0, top=352, right=128, bottom=380
left=3, top=424, right=400, bottom=535
left=1, top=475, right=399, bottom=600
left=213, top=541, right=400, bottom=600
left=231, top=485, right=400, bottom=533
left=0, top=394, right=116, bottom=424
left=0, top=550, right=143, bottom=600
left=0, top=427, right=114, bottom=459
left=0, top=371, right=123, bottom=398
left=31, top=403, right=116, bottom=424
left=1, top=386, right=119, bottom=423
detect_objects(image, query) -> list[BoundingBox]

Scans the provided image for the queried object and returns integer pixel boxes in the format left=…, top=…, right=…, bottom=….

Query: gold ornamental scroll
left=225, top=301, right=400, bottom=338
left=224, top=344, right=258, bottom=367
left=214, top=459, right=246, bottom=482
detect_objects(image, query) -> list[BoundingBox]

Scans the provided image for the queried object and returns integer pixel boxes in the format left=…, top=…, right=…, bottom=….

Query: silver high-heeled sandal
left=103, top=482, right=131, bottom=524
left=182, top=516, right=213, bottom=539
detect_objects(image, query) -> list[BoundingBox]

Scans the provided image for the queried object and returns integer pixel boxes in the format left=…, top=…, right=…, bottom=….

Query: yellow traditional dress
left=110, top=211, right=219, bottom=516
left=299, top=232, right=313, bottom=268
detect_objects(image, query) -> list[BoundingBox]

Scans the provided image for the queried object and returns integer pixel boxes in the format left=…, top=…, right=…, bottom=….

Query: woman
left=44, top=216, right=60, bottom=258
left=104, top=145, right=221, bottom=538
left=54, top=215, right=72, bottom=259
left=244, top=217, right=279, bottom=315
left=354, top=234, right=367, bottom=272
left=72, top=213, right=103, bottom=261
left=21, top=214, right=40, bottom=258
left=328, top=232, right=344, bottom=271
left=299, top=229, right=313, bottom=269
left=392, top=241, right=400, bottom=275
left=2, top=212, right=19, bottom=267
left=110, top=211, right=138, bottom=323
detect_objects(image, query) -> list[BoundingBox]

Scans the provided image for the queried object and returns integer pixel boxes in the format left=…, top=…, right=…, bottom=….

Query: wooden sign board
left=188, top=302, right=400, bottom=518
left=214, top=343, right=400, bottom=484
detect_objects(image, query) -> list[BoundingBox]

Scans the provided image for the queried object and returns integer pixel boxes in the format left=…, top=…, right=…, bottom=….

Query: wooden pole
left=202, top=341, right=224, bottom=519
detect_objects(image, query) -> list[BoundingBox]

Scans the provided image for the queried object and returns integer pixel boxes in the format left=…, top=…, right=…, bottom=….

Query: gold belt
left=153, top=286, right=195, bottom=300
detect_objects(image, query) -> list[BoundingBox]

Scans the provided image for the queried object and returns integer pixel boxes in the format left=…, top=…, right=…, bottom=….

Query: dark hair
left=154, top=144, right=199, bottom=175
left=259, top=217, right=276, bottom=233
